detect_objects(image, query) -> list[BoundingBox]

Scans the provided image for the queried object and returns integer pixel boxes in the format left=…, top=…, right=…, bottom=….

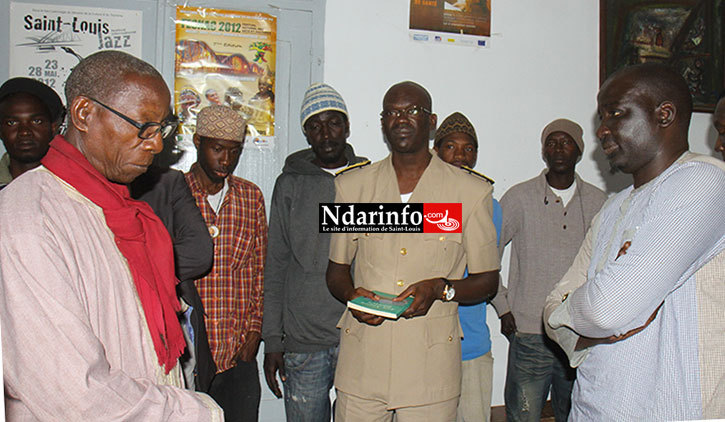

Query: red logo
left=423, top=203, right=462, bottom=233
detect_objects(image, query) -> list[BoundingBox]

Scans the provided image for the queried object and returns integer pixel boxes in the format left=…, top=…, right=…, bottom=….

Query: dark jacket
left=262, top=145, right=367, bottom=354
left=130, top=166, right=217, bottom=392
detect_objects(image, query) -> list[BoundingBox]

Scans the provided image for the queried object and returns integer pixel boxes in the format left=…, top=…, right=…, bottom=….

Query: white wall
left=322, top=0, right=720, bottom=407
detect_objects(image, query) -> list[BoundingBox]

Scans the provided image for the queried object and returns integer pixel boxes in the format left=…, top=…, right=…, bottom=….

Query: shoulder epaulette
left=461, top=166, right=494, bottom=184
left=335, top=160, right=371, bottom=176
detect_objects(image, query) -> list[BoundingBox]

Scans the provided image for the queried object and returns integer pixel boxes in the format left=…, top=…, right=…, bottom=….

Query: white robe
left=0, top=167, right=222, bottom=421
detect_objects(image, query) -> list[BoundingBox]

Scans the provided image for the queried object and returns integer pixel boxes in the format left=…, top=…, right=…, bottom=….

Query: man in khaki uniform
left=326, top=81, right=500, bottom=420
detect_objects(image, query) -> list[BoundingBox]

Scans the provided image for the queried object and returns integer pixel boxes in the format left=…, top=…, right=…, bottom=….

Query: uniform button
left=555, top=199, right=560, bottom=203
left=364, top=233, right=370, bottom=237
left=439, top=236, right=445, bottom=241
left=564, top=211, right=567, bottom=216
left=397, top=280, right=405, bottom=286
left=448, top=336, right=453, bottom=342
left=400, top=248, right=407, bottom=255
left=345, top=328, right=350, bottom=334
left=563, top=225, right=567, bottom=229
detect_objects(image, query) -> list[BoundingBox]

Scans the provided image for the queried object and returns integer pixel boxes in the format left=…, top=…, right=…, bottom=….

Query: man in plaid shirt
left=185, top=105, right=268, bottom=421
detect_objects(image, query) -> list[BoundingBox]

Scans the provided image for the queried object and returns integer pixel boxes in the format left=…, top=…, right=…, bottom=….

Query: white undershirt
left=400, top=192, right=412, bottom=203
left=207, top=179, right=229, bottom=214
left=550, top=179, right=577, bottom=206
left=322, top=165, right=347, bottom=175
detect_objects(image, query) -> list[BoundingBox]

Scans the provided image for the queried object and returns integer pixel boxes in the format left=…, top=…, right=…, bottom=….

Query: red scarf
left=42, top=136, right=184, bottom=373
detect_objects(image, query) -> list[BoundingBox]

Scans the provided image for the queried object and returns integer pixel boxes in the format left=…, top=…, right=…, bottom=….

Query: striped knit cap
left=300, top=83, right=348, bottom=129
left=196, top=105, right=247, bottom=143
left=435, top=112, right=477, bottom=148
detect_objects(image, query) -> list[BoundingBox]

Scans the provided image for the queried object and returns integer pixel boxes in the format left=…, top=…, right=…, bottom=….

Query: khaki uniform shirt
left=329, top=153, right=499, bottom=408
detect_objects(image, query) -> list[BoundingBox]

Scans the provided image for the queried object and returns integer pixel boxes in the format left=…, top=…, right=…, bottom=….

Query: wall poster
left=174, top=5, right=277, bottom=148
left=9, top=2, right=143, bottom=99
left=409, top=0, right=491, bottom=47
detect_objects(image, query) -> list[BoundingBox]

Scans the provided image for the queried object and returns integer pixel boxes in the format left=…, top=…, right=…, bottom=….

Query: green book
left=346, top=291, right=413, bottom=319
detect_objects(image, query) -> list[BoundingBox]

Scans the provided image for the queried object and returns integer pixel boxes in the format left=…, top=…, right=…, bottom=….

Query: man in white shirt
left=545, top=63, right=725, bottom=420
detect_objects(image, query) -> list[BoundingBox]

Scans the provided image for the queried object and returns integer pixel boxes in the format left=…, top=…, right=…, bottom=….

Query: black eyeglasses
left=380, top=105, right=431, bottom=120
left=88, top=97, right=178, bottom=139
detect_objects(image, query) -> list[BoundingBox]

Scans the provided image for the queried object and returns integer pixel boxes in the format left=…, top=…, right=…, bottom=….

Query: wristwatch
left=441, top=278, right=455, bottom=302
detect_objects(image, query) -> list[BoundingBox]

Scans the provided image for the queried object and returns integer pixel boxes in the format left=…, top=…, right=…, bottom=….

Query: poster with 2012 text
left=174, top=6, right=276, bottom=143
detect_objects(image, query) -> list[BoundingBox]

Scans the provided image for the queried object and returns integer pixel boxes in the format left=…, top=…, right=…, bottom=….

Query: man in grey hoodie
left=262, top=83, right=367, bottom=422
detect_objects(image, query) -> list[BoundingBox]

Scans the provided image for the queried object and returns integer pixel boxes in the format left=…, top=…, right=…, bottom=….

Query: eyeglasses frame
left=380, top=105, right=432, bottom=120
left=87, top=97, right=178, bottom=140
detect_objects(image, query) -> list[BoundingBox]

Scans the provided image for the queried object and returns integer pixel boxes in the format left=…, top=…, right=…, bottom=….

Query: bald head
left=597, top=63, right=692, bottom=187
left=65, top=50, right=164, bottom=107
left=383, top=81, right=432, bottom=111
left=601, top=63, right=692, bottom=134
left=381, top=81, right=436, bottom=156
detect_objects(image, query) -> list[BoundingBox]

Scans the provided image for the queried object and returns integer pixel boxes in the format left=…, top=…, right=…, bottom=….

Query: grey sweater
left=491, top=170, right=607, bottom=334
left=262, top=145, right=367, bottom=353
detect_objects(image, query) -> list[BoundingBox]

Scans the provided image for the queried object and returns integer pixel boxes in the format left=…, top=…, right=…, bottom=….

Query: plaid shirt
left=185, top=165, right=267, bottom=373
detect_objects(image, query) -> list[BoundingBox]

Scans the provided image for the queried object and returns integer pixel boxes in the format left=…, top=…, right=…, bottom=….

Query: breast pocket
left=422, top=232, right=463, bottom=274
left=357, top=232, right=385, bottom=268
left=230, top=225, right=255, bottom=269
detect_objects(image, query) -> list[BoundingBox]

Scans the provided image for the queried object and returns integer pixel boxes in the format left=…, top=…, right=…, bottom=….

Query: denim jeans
left=283, top=346, right=339, bottom=422
left=504, top=333, right=575, bottom=422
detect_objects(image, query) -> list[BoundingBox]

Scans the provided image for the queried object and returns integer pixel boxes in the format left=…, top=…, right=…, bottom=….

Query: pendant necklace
left=208, top=188, right=225, bottom=238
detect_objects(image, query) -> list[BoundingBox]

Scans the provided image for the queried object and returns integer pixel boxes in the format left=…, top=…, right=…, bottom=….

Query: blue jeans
left=504, top=333, right=575, bottom=422
left=283, top=346, right=339, bottom=422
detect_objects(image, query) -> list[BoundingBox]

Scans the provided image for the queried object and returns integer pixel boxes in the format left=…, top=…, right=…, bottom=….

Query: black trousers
left=208, top=360, right=261, bottom=422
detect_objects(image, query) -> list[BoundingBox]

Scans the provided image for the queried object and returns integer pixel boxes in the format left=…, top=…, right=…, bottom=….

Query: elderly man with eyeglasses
left=0, top=50, right=223, bottom=421
left=326, top=81, right=500, bottom=421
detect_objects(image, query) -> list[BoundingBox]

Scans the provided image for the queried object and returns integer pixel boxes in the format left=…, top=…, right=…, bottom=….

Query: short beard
left=318, top=154, right=346, bottom=166
left=609, top=162, right=621, bottom=175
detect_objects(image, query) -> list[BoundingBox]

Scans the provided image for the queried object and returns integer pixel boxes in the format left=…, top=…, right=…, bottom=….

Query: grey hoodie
left=262, top=145, right=367, bottom=353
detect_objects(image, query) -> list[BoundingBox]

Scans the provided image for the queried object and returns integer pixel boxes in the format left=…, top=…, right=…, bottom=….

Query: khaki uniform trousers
left=336, top=390, right=458, bottom=422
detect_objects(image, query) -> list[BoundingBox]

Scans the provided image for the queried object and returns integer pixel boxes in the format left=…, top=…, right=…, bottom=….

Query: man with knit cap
left=434, top=111, right=500, bottom=422
left=185, top=104, right=268, bottom=421
left=262, top=83, right=366, bottom=421
left=492, top=118, right=607, bottom=421
left=0, top=77, right=64, bottom=189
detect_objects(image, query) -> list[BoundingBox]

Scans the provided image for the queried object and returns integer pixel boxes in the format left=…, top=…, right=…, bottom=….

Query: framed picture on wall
left=600, top=0, right=725, bottom=112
